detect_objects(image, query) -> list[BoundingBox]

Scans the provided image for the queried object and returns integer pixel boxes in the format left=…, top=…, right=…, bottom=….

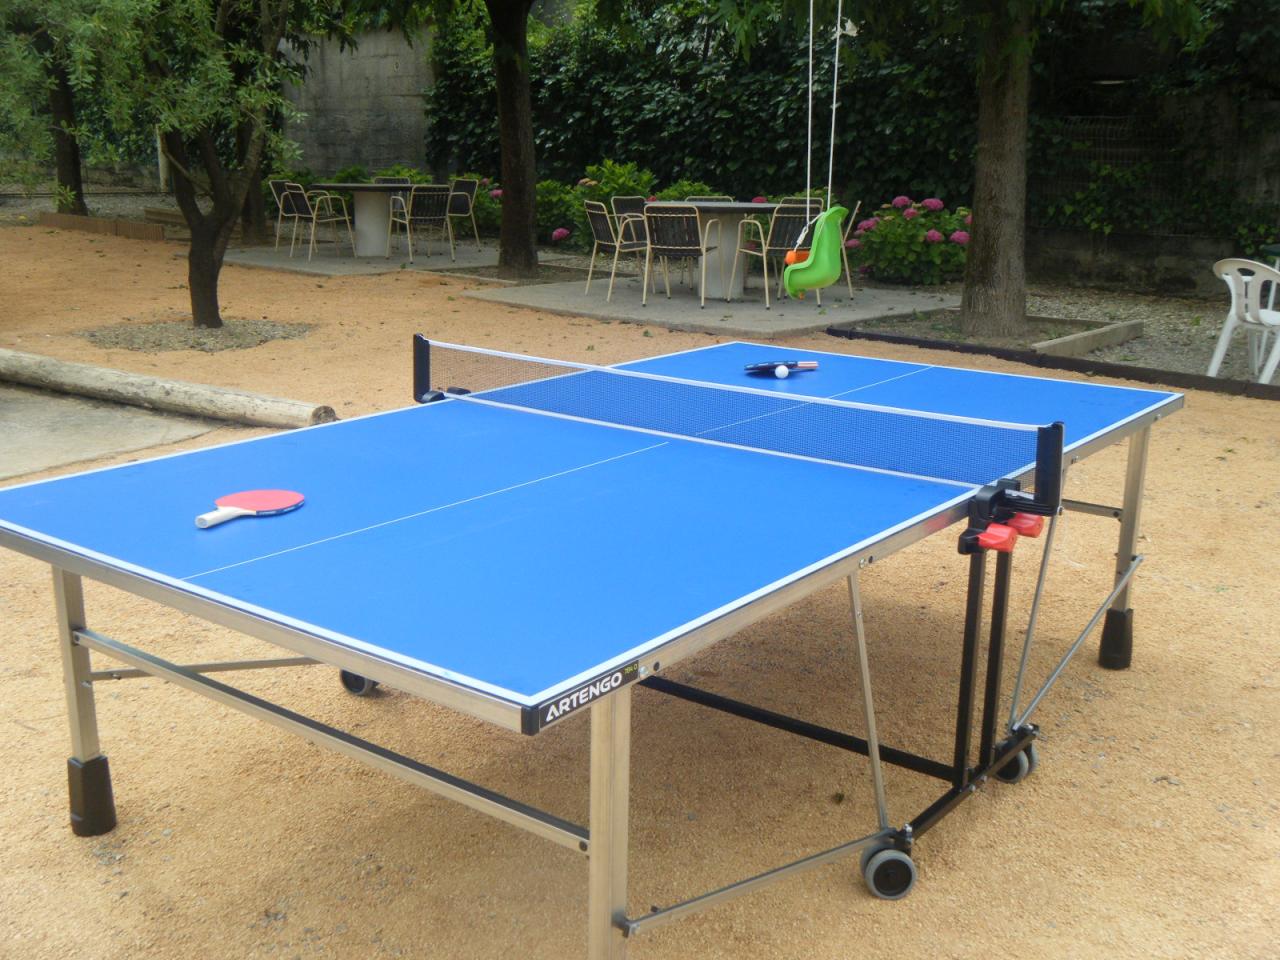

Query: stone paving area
left=464, top=275, right=959, bottom=339
left=2, top=185, right=1262, bottom=382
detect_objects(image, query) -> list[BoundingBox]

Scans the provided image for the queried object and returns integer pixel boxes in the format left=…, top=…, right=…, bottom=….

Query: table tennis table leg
left=53, top=569, right=116, bottom=837
left=587, top=686, right=631, bottom=960
left=1099, top=425, right=1150, bottom=670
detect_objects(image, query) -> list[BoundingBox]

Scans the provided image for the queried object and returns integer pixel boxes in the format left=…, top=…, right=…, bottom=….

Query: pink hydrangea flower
left=949, top=230, right=970, bottom=245
left=891, top=195, right=912, bottom=208
left=857, top=218, right=878, bottom=231
left=845, top=238, right=861, bottom=249
left=752, top=196, right=768, bottom=203
left=647, top=195, right=657, bottom=202
left=924, top=229, right=943, bottom=243
left=490, top=188, right=503, bottom=200
left=902, top=208, right=919, bottom=220
left=853, top=229, right=865, bottom=238
left=480, top=177, right=490, bottom=186
left=964, top=214, right=972, bottom=225
left=922, top=198, right=944, bottom=212
left=551, top=227, right=570, bottom=243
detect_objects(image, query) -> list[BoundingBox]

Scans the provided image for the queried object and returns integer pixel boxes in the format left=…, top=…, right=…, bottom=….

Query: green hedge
left=424, top=2, right=1279, bottom=253
left=425, top=5, right=977, bottom=209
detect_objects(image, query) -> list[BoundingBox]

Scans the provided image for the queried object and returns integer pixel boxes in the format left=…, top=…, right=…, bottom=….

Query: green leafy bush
left=329, top=163, right=369, bottom=184
left=426, top=5, right=978, bottom=207
left=536, top=179, right=579, bottom=243
left=848, top=197, right=970, bottom=285
left=373, top=163, right=430, bottom=183
left=574, top=160, right=657, bottom=205
left=1031, top=160, right=1280, bottom=254
left=654, top=180, right=717, bottom=202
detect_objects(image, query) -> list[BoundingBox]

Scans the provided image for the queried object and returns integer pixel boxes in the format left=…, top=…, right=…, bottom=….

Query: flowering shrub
left=464, top=173, right=502, bottom=234
left=536, top=179, right=579, bottom=243
left=846, top=196, right=971, bottom=285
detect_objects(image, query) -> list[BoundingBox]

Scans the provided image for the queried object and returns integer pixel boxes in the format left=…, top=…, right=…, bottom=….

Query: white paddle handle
left=195, top=505, right=250, bottom=529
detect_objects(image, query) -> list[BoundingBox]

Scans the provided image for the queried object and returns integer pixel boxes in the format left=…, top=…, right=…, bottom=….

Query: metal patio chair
left=268, top=179, right=293, bottom=250
left=729, top=201, right=821, bottom=308
left=839, top=200, right=863, bottom=296
left=583, top=201, right=647, bottom=302
left=283, top=182, right=354, bottom=262
left=448, top=178, right=482, bottom=251
left=610, top=196, right=647, bottom=224
left=375, top=176, right=412, bottom=250
left=388, top=184, right=455, bottom=262
left=642, top=204, right=722, bottom=308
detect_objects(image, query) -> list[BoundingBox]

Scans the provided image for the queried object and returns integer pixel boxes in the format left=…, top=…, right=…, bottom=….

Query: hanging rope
left=828, top=0, right=846, bottom=201
left=804, top=0, right=814, bottom=207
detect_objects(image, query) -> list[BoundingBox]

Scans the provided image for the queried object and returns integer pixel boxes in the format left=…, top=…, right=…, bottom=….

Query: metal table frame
left=7, top=400, right=1174, bottom=960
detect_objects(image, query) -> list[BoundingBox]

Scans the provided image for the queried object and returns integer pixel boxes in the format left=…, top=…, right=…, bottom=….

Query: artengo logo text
left=541, top=661, right=640, bottom=724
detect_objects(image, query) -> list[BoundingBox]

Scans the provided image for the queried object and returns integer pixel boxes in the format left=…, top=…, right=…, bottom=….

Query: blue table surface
left=0, top=342, right=1179, bottom=705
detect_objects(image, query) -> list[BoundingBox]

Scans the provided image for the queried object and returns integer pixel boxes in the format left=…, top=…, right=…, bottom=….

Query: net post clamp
left=958, top=478, right=1050, bottom=554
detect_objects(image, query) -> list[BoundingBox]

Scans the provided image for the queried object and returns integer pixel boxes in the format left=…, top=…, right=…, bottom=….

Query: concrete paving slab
left=222, top=241, right=575, bottom=278
left=0, top=384, right=215, bottom=481
left=462, top=276, right=959, bottom=339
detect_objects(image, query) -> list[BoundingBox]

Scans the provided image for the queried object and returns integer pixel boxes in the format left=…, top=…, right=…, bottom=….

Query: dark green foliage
left=329, top=163, right=370, bottom=183
left=535, top=178, right=579, bottom=242
left=424, top=1, right=1278, bottom=254
left=425, top=4, right=978, bottom=210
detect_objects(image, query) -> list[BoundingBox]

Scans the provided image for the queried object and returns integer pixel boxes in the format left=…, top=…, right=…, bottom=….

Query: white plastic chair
left=1208, top=258, right=1280, bottom=384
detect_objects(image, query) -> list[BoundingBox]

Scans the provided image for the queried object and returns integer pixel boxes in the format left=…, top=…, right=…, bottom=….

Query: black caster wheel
left=340, top=670, right=379, bottom=696
left=994, top=742, right=1039, bottom=785
left=862, top=848, right=917, bottom=901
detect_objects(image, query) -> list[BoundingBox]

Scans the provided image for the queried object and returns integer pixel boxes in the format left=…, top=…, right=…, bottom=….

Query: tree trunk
left=958, top=5, right=1033, bottom=337
left=237, top=122, right=269, bottom=243
left=45, top=56, right=88, bottom=215
left=187, top=223, right=225, bottom=329
left=485, top=0, right=538, bottom=277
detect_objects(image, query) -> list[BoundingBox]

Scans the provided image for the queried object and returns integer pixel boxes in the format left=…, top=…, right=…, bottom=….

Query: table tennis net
left=423, top=341, right=1045, bottom=488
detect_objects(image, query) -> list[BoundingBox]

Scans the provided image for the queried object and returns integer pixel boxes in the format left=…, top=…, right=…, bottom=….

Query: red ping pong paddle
left=195, top=490, right=304, bottom=529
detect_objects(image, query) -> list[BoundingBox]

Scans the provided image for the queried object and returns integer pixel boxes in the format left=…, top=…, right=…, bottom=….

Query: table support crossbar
left=638, top=677, right=952, bottom=782
left=73, top=628, right=588, bottom=852
left=1007, top=512, right=1059, bottom=731
left=1061, top=498, right=1123, bottom=520
left=908, top=726, right=1037, bottom=838
left=90, top=656, right=316, bottom=682
left=1013, top=555, right=1144, bottom=730
left=621, top=829, right=893, bottom=938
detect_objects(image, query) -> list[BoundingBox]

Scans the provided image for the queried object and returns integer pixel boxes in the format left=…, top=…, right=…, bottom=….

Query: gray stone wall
left=284, top=30, right=432, bottom=175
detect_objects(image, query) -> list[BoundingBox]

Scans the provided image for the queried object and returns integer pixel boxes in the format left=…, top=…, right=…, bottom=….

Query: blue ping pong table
left=0, top=338, right=1182, bottom=958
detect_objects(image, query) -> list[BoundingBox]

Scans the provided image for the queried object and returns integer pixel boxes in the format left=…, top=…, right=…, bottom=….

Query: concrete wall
left=284, top=30, right=432, bottom=175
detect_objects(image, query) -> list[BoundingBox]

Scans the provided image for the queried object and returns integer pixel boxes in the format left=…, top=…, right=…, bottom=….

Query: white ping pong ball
left=774, top=365, right=790, bottom=379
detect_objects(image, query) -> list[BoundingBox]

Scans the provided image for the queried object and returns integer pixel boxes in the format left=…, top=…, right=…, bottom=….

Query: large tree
left=98, top=1, right=424, bottom=328
left=951, top=0, right=1205, bottom=335
left=0, top=1, right=138, bottom=215
left=724, top=0, right=1207, bottom=335
left=482, top=0, right=539, bottom=276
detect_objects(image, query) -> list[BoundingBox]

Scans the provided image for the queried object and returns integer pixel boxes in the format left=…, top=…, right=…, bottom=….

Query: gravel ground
left=3, top=187, right=1257, bottom=382
left=79, top=317, right=312, bottom=353
left=1026, top=284, right=1247, bottom=380
left=0, top=187, right=178, bottom=224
